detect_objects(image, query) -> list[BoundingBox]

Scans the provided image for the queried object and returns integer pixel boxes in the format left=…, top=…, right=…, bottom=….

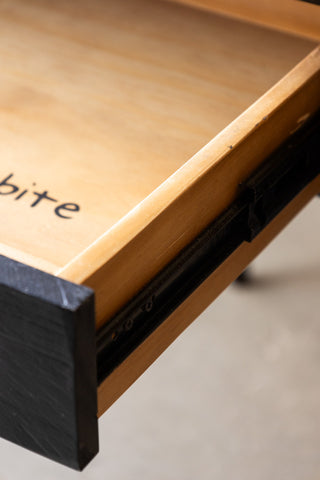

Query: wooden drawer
left=0, top=0, right=319, bottom=470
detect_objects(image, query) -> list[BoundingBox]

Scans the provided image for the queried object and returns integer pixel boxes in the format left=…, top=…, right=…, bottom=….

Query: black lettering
left=0, top=174, right=19, bottom=195
left=15, top=189, right=28, bottom=200
left=55, top=203, right=80, bottom=219
left=0, top=174, right=81, bottom=219
left=31, top=190, right=57, bottom=207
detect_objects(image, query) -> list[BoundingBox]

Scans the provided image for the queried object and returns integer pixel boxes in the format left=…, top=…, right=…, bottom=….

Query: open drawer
left=0, top=0, right=319, bottom=470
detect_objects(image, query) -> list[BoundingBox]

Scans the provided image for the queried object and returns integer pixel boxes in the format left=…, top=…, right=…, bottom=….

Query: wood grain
left=0, top=0, right=318, bottom=467
left=169, top=0, right=320, bottom=41
left=62, top=46, right=320, bottom=329
left=0, top=0, right=315, bottom=274
left=98, top=174, right=320, bottom=416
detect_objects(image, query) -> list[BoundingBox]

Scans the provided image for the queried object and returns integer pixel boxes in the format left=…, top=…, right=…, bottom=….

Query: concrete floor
left=1, top=197, right=319, bottom=479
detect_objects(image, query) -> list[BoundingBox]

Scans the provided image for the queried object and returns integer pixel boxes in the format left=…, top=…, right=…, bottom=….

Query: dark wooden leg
left=235, top=269, right=252, bottom=285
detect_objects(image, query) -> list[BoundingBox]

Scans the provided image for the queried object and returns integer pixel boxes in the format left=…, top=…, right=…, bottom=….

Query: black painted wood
left=0, top=255, right=98, bottom=470
left=299, top=0, right=320, bottom=5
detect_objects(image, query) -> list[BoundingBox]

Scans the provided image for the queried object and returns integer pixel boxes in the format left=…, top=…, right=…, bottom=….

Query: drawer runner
left=97, top=110, right=320, bottom=385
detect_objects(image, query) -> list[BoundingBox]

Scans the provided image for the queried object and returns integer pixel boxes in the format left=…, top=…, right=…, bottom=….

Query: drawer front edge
left=0, top=256, right=98, bottom=470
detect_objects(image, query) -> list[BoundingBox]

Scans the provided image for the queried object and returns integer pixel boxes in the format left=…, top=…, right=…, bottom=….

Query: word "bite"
left=0, top=174, right=81, bottom=219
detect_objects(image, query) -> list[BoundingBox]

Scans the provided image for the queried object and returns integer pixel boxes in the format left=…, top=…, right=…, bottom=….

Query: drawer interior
left=0, top=0, right=319, bottom=469
left=0, top=0, right=316, bottom=279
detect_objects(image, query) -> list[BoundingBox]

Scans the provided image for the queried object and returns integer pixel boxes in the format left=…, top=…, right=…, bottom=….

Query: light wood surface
left=98, top=175, right=320, bottom=416
left=1, top=0, right=319, bottom=425
left=62, top=46, right=320, bottom=329
left=170, top=0, right=320, bottom=41
left=1, top=0, right=319, bottom=344
left=0, top=0, right=315, bottom=274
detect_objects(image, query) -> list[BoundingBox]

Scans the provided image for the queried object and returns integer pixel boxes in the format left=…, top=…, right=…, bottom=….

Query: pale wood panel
left=98, top=175, right=320, bottom=416
left=0, top=0, right=315, bottom=272
left=170, top=0, right=320, bottom=41
left=0, top=243, right=58, bottom=274
left=61, top=47, right=320, bottom=329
